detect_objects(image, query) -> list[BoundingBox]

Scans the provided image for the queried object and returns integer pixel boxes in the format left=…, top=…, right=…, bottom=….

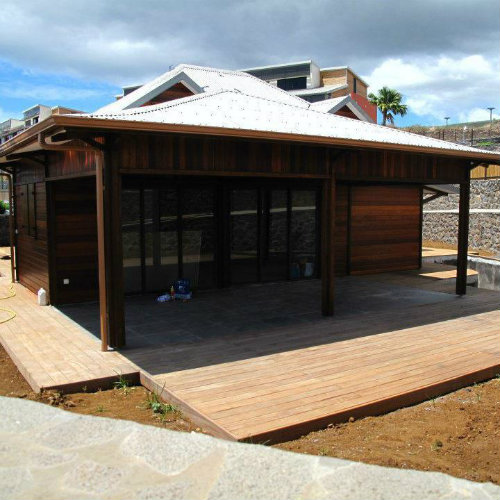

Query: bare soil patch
left=276, top=379, right=500, bottom=485
left=1, top=344, right=499, bottom=484
left=0, top=344, right=199, bottom=433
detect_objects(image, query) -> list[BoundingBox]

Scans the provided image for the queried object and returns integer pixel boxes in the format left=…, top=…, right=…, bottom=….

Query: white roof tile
left=96, top=64, right=309, bottom=114
left=84, top=88, right=496, bottom=156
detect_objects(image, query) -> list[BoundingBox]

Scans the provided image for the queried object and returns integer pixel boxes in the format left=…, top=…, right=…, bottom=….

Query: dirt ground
left=276, top=379, right=500, bottom=485
left=1, top=344, right=499, bottom=485
left=0, top=344, right=199, bottom=434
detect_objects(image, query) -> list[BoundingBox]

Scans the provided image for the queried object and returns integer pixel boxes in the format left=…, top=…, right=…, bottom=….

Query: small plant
left=113, top=374, right=131, bottom=394
left=0, top=200, right=9, bottom=215
left=431, top=439, right=443, bottom=451
left=318, top=447, right=330, bottom=456
left=95, top=405, right=106, bottom=413
left=145, top=390, right=179, bottom=416
left=81, top=385, right=87, bottom=393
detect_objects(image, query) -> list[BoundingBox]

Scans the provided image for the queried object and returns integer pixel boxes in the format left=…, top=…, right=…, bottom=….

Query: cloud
left=459, top=108, right=500, bottom=123
left=0, top=84, right=107, bottom=101
left=0, top=0, right=498, bottom=120
left=364, top=55, right=500, bottom=124
left=0, top=0, right=498, bottom=83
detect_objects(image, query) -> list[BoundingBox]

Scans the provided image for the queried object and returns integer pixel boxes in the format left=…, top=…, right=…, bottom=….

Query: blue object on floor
left=157, top=294, right=172, bottom=303
left=174, top=279, right=191, bottom=295
left=174, top=292, right=192, bottom=300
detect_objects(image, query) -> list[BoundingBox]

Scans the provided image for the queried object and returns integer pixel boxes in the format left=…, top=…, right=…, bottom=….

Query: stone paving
left=1, top=397, right=499, bottom=500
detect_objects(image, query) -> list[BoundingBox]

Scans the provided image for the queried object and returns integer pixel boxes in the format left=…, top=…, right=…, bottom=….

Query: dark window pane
left=182, top=188, right=215, bottom=289
left=122, top=189, right=142, bottom=293
left=277, top=76, right=307, bottom=91
left=230, top=189, right=258, bottom=284
left=290, top=190, right=317, bottom=279
left=261, top=190, right=288, bottom=281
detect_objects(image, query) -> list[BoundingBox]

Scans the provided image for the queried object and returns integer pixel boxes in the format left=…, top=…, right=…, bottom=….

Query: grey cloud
left=0, top=0, right=498, bottom=85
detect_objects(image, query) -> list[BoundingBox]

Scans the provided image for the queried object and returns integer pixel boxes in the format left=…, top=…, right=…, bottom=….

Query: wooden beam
left=321, top=176, right=336, bottom=315
left=456, top=175, right=471, bottom=295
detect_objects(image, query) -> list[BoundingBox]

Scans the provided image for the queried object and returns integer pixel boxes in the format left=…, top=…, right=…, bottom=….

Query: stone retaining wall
left=423, top=179, right=500, bottom=255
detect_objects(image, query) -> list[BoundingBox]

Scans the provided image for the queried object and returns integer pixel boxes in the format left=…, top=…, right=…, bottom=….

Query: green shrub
left=0, top=201, right=9, bottom=214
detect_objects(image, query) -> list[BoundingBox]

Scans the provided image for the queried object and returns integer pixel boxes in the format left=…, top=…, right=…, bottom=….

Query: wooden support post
left=104, top=146, right=125, bottom=348
left=321, top=176, right=336, bottom=315
left=95, top=152, right=108, bottom=351
left=456, top=174, right=471, bottom=295
left=7, top=174, right=15, bottom=283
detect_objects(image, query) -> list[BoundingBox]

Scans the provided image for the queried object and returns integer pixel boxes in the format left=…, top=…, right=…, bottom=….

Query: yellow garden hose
left=0, top=283, right=17, bottom=324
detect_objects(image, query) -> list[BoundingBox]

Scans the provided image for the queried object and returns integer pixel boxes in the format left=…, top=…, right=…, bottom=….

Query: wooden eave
left=1, top=114, right=499, bottom=166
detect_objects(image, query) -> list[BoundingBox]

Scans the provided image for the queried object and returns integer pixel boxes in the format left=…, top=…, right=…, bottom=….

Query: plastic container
left=37, top=288, right=48, bottom=306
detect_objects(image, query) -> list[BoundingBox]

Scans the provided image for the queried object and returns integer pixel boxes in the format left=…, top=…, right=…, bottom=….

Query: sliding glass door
left=122, top=183, right=216, bottom=294
left=122, top=179, right=319, bottom=294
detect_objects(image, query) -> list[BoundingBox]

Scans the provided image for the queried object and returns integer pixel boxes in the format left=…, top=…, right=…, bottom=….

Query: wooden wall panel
left=15, top=182, right=49, bottom=297
left=350, top=185, right=421, bottom=274
left=51, top=177, right=98, bottom=304
left=113, top=134, right=331, bottom=177
left=47, top=150, right=96, bottom=178
left=334, top=184, right=349, bottom=276
left=335, top=149, right=468, bottom=184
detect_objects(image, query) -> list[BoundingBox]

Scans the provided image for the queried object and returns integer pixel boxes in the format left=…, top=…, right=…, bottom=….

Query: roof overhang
left=1, top=114, right=499, bottom=166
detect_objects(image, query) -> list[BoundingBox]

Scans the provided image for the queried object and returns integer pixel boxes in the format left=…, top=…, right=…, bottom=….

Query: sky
left=0, top=0, right=499, bottom=127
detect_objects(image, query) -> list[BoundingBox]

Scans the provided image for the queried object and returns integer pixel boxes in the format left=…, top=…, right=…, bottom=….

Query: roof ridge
left=90, top=89, right=231, bottom=117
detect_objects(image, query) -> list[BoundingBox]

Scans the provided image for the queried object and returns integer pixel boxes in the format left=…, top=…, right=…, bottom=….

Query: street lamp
left=487, top=107, right=495, bottom=138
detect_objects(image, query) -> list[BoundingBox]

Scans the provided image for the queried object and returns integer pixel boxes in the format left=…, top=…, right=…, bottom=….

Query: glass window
left=277, top=76, right=307, bottom=91
left=290, top=190, right=318, bottom=279
left=261, top=189, right=288, bottom=282
left=122, top=189, right=142, bottom=293
left=230, top=189, right=258, bottom=284
left=181, top=188, right=215, bottom=289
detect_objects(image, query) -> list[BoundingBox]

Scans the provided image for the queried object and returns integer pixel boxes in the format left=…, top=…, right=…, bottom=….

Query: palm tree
left=368, top=86, right=408, bottom=126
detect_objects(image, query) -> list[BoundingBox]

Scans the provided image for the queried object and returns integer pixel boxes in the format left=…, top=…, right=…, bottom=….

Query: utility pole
left=444, top=116, right=450, bottom=126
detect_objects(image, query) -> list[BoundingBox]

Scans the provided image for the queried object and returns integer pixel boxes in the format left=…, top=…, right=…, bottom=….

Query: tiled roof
left=84, top=88, right=496, bottom=156
left=96, top=64, right=309, bottom=114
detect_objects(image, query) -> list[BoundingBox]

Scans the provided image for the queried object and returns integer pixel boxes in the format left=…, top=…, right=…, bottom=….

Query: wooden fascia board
left=2, top=114, right=500, bottom=165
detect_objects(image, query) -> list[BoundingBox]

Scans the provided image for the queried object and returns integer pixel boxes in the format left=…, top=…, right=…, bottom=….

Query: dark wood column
left=96, top=146, right=125, bottom=350
left=456, top=172, right=471, bottom=295
left=321, top=176, right=336, bottom=315
left=103, top=147, right=125, bottom=348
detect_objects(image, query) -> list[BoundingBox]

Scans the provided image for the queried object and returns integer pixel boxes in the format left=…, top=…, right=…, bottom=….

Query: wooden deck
left=0, top=253, right=138, bottom=392
left=1, top=248, right=499, bottom=443
left=135, top=267, right=500, bottom=442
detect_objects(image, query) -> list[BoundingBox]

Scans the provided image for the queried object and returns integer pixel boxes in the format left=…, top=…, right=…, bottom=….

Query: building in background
left=241, top=60, right=377, bottom=122
left=0, top=105, right=84, bottom=201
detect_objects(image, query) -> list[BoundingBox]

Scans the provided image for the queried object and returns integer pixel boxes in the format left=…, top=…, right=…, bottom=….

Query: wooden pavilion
left=1, top=64, right=498, bottom=350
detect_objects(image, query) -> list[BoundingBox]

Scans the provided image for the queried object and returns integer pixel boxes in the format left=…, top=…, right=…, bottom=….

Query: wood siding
left=334, top=183, right=349, bottom=275
left=15, top=182, right=49, bottom=296
left=47, top=150, right=96, bottom=179
left=335, top=149, right=469, bottom=184
left=350, top=185, right=421, bottom=274
left=114, top=135, right=333, bottom=177
left=51, top=178, right=98, bottom=304
left=20, top=131, right=470, bottom=185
